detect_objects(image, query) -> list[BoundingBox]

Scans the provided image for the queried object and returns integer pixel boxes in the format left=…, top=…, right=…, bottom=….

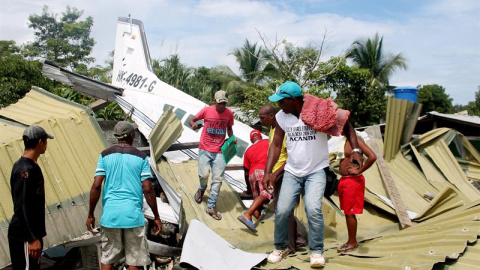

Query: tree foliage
left=318, top=57, right=387, bottom=126
left=23, top=5, right=95, bottom=70
left=238, top=82, right=278, bottom=124
left=258, top=32, right=336, bottom=88
left=0, top=41, right=55, bottom=107
left=347, top=33, right=407, bottom=87
left=464, top=90, right=480, bottom=116
left=0, top=40, right=21, bottom=57
left=153, top=54, right=193, bottom=91
left=417, top=84, right=453, bottom=115
left=230, top=39, right=266, bottom=84
left=218, top=39, right=267, bottom=104
left=153, top=55, right=238, bottom=104
left=189, top=66, right=236, bottom=103
left=227, top=32, right=342, bottom=119
left=0, top=7, right=124, bottom=120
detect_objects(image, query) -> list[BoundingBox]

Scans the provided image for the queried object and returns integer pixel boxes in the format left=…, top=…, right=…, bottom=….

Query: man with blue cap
left=263, top=81, right=362, bottom=268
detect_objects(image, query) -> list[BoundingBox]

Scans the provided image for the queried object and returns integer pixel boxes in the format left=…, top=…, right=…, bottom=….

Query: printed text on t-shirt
left=285, top=125, right=317, bottom=141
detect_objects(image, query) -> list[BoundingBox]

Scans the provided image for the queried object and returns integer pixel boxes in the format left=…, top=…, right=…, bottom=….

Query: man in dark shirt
left=8, top=125, right=54, bottom=270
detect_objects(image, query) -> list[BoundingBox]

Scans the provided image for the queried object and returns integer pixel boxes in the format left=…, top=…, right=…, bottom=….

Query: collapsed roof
left=0, top=87, right=108, bottom=268
left=0, top=89, right=479, bottom=269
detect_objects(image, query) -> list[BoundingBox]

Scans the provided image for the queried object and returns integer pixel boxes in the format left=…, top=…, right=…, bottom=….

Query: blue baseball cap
left=268, top=81, right=303, bottom=102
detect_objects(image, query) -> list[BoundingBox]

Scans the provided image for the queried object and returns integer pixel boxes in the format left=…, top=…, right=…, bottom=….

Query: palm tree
left=153, top=54, right=193, bottom=92
left=347, top=33, right=407, bottom=87
left=231, top=39, right=266, bottom=83
left=218, top=39, right=266, bottom=104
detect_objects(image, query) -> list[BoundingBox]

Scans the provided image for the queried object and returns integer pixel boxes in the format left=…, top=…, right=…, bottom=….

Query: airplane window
left=174, top=108, right=186, bottom=120
left=185, top=115, right=203, bottom=133
left=163, top=104, right=173, bottom=112
left=236, top=138, right=248, bottom=158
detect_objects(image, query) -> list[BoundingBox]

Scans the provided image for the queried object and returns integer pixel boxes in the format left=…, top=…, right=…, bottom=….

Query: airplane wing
left=41, top=60, right=123, bottom=101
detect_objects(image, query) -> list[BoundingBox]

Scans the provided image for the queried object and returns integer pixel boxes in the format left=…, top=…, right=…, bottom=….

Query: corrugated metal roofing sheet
left=0, top=87, right=108, bottom=268
left=155, top=158, right=277, bottom=251
left=424, top=139, right=480, bottom=201
left=148, top=108, right=184, bottom=222
left=129, top=94, right=480, bottom=269
left=154, top=156, right=405, bottom=267
left=358, top=99, right=480, bottom=223
left=425, top=111, right=480, bottom=126
left=325, top=201, right=480, bottom=270
left=384, top=98, right=411, bottom=161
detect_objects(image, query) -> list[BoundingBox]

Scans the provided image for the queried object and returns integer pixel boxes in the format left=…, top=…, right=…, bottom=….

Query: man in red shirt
left=189, top=90, right=235, bottom=220
left=237, top=130, right=270, bottom=232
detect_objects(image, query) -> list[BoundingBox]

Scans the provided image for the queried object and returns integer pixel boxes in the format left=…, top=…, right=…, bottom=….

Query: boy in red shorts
left=337, top=133, right=376, bottom=252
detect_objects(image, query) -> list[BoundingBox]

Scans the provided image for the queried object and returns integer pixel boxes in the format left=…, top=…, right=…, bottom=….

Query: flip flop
left=337, top=243, right=358, bottom=252
left=194, top=189, right=204, bottom=204
left=237, top=215, right=258, bottom=233
left=206, top=209, right=222, bottom=220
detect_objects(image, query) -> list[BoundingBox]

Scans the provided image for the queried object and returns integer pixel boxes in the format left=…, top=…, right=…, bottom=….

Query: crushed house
left=0, top=86, right=479, bottom=269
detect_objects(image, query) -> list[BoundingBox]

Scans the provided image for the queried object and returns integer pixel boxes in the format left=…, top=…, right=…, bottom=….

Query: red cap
left=250, top=129, right=262, bottom=140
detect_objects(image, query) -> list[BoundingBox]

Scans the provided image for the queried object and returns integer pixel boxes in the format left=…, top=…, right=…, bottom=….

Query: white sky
left=0, top=0, right=479, bottom=105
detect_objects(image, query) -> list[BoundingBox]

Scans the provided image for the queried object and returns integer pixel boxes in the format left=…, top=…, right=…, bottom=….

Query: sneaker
left=310, top=253, right=325, bottom=268
left=267, top=249, right=291, bottom=264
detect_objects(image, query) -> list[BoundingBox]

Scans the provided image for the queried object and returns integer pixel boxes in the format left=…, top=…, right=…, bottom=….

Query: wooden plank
left=165, top=142, right=199, bottom=151
left=138, top=142, right=200, bottom=155
left=87, top=99, right=108, bottom=111
left=225, top=164, right=243, bottom=171
left=366, top=125, right=412, bottom=229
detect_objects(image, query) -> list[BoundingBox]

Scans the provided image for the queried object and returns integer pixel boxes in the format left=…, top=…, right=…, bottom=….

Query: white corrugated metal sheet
left=424, top=111, right=480, bottom=126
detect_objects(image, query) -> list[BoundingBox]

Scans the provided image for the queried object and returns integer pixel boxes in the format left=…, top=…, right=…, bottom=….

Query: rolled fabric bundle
left=301, top=94, right=350, bottom=136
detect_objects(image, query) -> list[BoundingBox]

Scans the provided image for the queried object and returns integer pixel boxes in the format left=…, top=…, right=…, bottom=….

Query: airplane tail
left=112, top=17, right=154, bottom=87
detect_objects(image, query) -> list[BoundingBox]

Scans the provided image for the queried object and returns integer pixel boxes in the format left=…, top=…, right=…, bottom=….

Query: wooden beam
left=237, top=192, right=253, bottom=200
left=166, top=142, right=199, bottom=151
left=138, top=147, right=150, bottom=155
left=87, top=99, right=108, bottom=111
left=225, top=164, right=243, bottom=171
left=138, top=142, right=200, bottom=155
left=366, top=125, right=412, bottom=229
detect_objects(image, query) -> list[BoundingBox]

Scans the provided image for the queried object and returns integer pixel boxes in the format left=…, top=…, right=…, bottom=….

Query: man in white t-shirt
left=263, top=81, right=362, bottom=268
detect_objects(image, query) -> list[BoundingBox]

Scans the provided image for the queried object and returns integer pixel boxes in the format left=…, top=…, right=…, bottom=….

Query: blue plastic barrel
left=393, top=86, right=419, bottom=102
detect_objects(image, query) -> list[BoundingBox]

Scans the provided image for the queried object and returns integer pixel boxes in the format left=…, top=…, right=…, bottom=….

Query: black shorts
left=8, top=237, right=42, bottom=270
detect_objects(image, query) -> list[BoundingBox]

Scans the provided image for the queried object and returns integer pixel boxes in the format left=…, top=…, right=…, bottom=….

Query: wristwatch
left=351, top=148, right=362, bottom=154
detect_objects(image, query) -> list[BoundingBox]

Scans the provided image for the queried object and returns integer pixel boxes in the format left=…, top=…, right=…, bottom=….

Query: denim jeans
left=198, top=149, right=226, bottom=211
left=274, top=169, right=326, bottom=254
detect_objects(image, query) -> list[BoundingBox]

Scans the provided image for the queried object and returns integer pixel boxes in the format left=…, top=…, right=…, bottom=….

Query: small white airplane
left=111, top=16, right=256, bottom=190
left=42, top=16, right=258, bottom=193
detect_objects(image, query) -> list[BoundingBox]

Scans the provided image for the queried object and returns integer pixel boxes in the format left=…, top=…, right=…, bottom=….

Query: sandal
left=206, top=209, right=222, bottom=220
left=194, top=189, right=204, bottom=204
left=237, top=215, right=257, bottom=232
left=337, top=243, right=358, bottom=252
